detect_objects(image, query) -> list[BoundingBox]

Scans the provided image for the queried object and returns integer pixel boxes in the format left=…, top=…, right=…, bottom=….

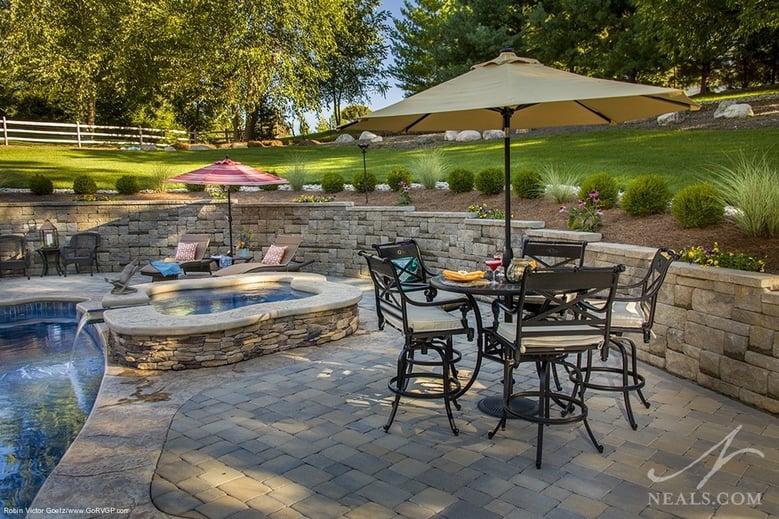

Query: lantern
left=40, top=220, right=59, bottom=249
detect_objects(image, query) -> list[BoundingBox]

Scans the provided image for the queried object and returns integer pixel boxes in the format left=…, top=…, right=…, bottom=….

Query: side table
left=37, top=247, right=64, bottom=276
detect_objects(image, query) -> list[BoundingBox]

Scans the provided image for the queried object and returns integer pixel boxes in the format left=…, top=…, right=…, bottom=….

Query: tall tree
left=318, top=0, right=389, bottom=127
left=389, top=0, right=452, bottom=95
left=635, top=0, right=740, bottom=93
left=2, top=0, right=129, bottom=125
left=168, top=0, right=342, bottom=140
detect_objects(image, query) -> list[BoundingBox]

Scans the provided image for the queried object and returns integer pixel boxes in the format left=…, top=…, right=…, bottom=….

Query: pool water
left=0, top=320, right=104, bottom=517
left=150, top=283, right=306, bottom=316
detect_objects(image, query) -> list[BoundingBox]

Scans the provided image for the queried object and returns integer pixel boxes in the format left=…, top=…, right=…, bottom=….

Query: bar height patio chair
left=359, top=250, right=474, bottom=435
left=485, top=265, right=622, bottom=468
left=572, top=247, right=680, bottom=429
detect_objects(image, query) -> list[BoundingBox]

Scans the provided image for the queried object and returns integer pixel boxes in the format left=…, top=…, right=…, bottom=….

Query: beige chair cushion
left=610, top=301, right=646, bottom=329
left=497, top=323, right=604, bottom=353
left=384, top=305, right=465, bottom=333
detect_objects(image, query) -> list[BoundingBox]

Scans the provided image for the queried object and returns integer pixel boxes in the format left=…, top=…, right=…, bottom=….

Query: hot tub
left=101, top=273, right=363, bottom=370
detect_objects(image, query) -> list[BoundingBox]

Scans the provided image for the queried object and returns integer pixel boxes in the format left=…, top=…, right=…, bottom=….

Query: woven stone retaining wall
left=2, top=199, right=778, bottom=413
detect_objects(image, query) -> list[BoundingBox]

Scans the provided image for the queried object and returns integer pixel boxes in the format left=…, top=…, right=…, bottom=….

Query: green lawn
left=1, top=127, right=777, bottom=192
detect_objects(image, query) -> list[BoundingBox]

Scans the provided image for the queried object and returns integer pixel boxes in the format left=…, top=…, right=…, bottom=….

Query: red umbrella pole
left=227, top=189, right=234, bottom=255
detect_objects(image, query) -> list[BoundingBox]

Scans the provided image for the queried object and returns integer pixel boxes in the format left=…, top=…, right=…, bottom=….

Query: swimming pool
left=0, top=314, right=103, bottom=516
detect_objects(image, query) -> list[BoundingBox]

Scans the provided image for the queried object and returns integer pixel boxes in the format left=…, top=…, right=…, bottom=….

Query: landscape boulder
left=444, top=130, right=459, bottom=141
left=716, top=103, right=754, bottom=119
left=657, top=112, right=685, bottom=126
left=334, top=134, right=355, bottom=144
left=482, top=129, right=504, bottom=140
left=358, top=131, right=383, bottom=143
left=455, top=130, right=481, bottom=142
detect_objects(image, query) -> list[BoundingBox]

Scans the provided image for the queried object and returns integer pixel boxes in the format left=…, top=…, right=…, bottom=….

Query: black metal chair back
left=612, top=247, right=679, bottom=341
left=520, top=238, right=587, bottom=269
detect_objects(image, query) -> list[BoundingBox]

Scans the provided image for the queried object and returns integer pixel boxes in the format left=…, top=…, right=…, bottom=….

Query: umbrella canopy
left=165, top=157, right=288, bottom=254
left=348, top=49, right=699, bottom=261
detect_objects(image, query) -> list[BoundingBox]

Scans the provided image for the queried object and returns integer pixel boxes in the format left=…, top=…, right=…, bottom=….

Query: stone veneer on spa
left=101, top=273, right=362, bottom=370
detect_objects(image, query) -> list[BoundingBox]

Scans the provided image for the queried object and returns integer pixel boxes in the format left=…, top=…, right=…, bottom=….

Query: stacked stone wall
left=2, top=200, right=777, bottom=413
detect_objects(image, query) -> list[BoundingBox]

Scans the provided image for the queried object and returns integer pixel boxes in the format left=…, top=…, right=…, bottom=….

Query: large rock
left=482, top=129, right=504, bottom=140
left=334, top=134, right=355, bottom=144
left=189, top=144, right=212, bottom=151
left=444, top=130, right=459, bottom=141
left=455, top=130, right=481, bottom=142
left=140, top=143, right=158, bottom=151
left=657, top=112, right=685, bottom=126
left=718, top=103, right=754, bottom=119
left=358, top=131, right=383, bottom=143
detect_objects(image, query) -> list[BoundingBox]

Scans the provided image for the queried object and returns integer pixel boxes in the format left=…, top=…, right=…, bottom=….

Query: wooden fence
left=1, top=117, right=188, bottom=148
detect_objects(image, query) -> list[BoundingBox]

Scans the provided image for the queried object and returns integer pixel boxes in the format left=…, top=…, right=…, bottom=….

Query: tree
left=318, top=0, right=390, bottom=127
left=635, top=0, right=740, bottom=93
left=389, top=0, right=452, bottom=95
left=341, top=104, right=370, bottom=123
left=1, top=0, right=129, bottom=125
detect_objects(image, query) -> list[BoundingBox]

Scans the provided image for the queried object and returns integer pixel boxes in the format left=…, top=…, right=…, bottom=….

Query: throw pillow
left=261, top=245, right=287, bottom=265
left=174, top=242, right=199, bottom=262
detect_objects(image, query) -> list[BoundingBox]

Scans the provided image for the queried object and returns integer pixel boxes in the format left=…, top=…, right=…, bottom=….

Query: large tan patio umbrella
left=165, top=157, right=288, bottom=254
left=347, top=49, right=699, bottom=262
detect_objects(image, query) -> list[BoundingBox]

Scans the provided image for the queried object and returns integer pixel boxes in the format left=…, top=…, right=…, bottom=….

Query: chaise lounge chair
left=105, top=258, right=140, bottom=294
left=140, top=234, right=213, bottom=282
left=213, top=235, right=314, bottom=276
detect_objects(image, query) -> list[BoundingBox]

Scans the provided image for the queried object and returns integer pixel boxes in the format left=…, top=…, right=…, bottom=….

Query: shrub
left=387, top=167, right=413, bottom=191
left=709, top=152, right=779, bottom=238
left=321, top=172, right=344, bottom=193
left=150, top=166, right=171, bottom=193
left=185, top=183, right=206, bottom=192
left=410, top=147, right=448, bottom=189
left=115, top=175, right=140, bottom=195
left=447, top=168, right=474, bottom=193
left=671, top=183, right=724, bottom=228
left=286, top=160, right=308, bottom=191
left=29, top=175, right=54, bottom=195
left=512, top=169, right=543, bottom=199
left=352, top=170, right=377, bottom=192
left=260, top=184, right=280, bottom=191
left=72, top=175, right=97, bottom=195
left=474, top=167, right=504, bottom=195
left=578, top=172, right=618, bottom=209
left=620, top=175, right=671, bottom=216
left=539, top=162, right=580, bottom=203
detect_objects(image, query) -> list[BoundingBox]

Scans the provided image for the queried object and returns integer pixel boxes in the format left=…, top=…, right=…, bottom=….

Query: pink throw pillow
left=261, top=245, right=287, bottom=265
left=174, top=242, right=199, bottom=262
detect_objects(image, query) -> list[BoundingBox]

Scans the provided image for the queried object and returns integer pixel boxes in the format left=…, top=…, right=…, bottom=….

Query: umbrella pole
left=502, top=109, right=513, bottom=266
left=227, top=189, right=234, bottom=255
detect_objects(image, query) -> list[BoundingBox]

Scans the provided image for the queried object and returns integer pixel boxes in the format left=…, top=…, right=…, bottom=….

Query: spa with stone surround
left=101, top=272, right=362, bottom=370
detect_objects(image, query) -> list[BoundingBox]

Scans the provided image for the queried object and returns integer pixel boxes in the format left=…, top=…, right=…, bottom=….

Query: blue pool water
left=151, top=283, right=306, bottom=316
left=0, top=318, right=104, bottom=517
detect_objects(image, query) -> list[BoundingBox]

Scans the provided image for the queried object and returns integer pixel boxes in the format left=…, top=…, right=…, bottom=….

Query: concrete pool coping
left=101, top=272, right=363, bottom=336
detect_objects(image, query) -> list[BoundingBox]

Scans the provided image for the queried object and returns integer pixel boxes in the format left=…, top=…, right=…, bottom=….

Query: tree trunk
left=245, top=109, right=258, bottom=142
left=699, top=61, right=712, bottom=95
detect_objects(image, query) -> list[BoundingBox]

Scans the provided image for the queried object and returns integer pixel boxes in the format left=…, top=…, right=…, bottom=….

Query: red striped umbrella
left=166, top=157, right=288, bottom=254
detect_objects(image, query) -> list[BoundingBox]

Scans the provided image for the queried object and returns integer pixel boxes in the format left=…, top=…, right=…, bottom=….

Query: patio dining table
left=430, top=274, right=540, bottom=417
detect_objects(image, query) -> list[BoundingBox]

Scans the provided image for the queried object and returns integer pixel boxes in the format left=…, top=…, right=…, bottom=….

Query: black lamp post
left=358, top=142, right=369, bottom=204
